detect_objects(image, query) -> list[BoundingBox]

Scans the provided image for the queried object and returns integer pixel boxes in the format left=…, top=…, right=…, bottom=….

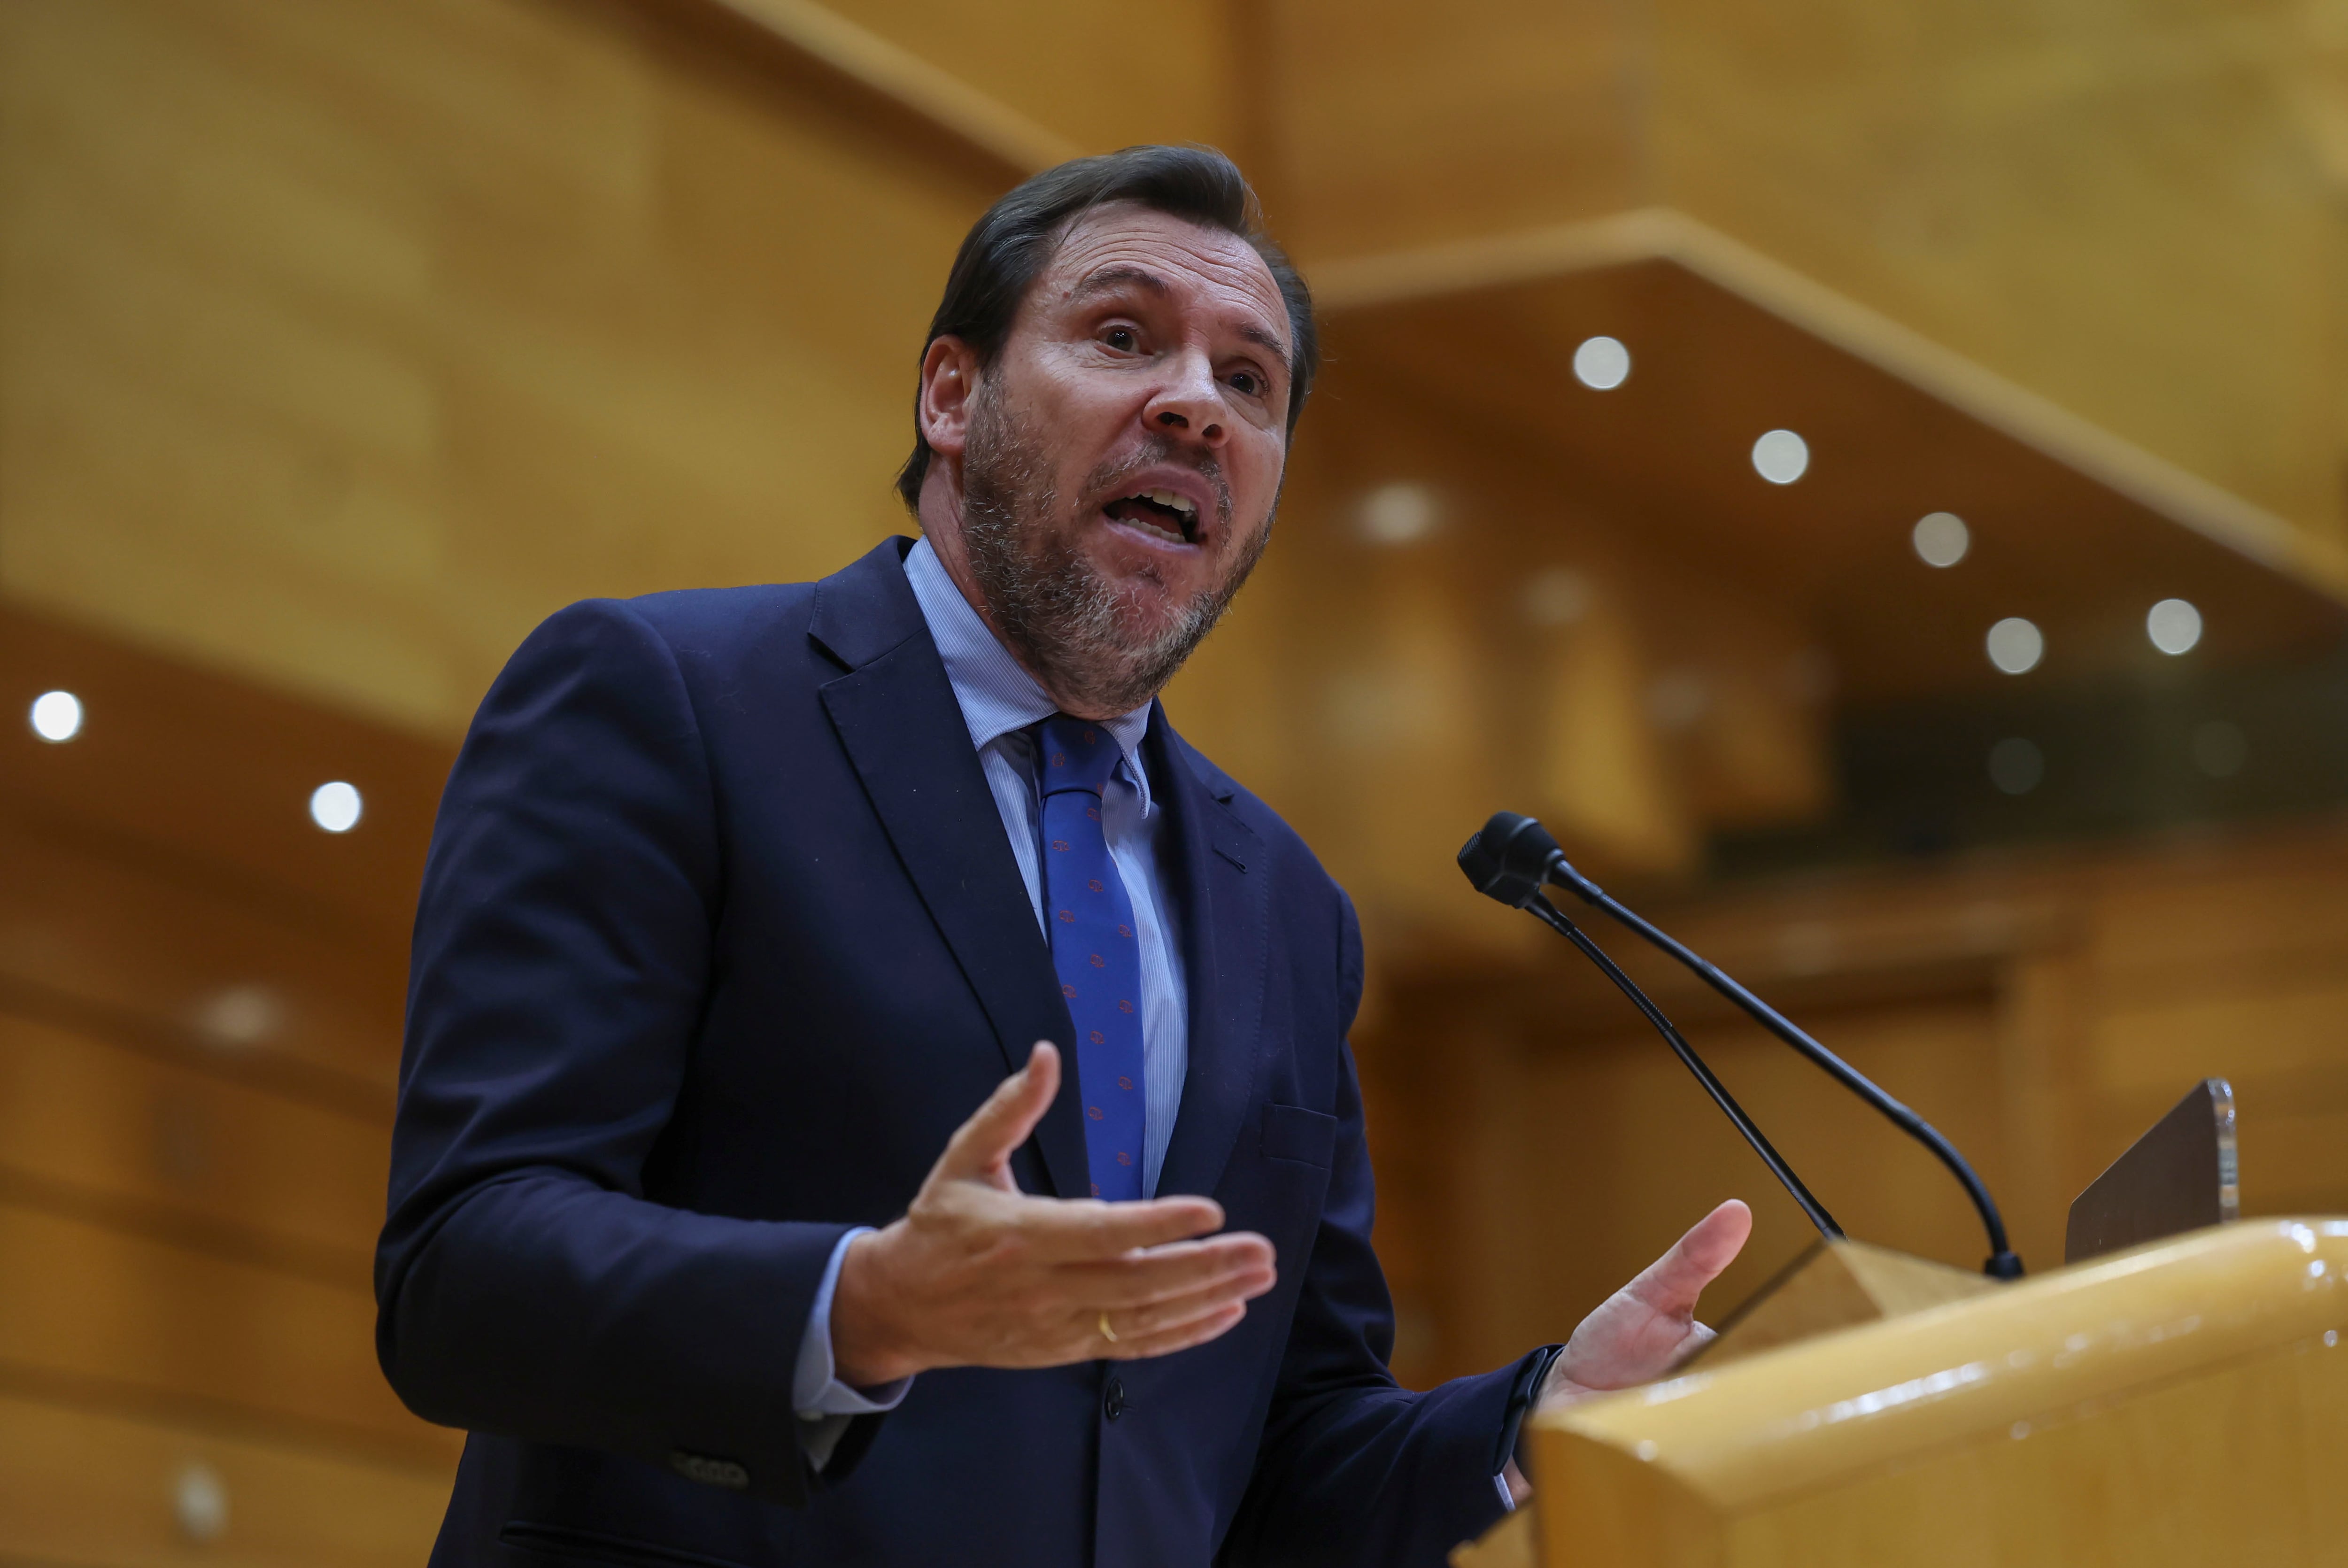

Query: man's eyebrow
left=1236, top=321, right=1291, bottom=367
left=1068, top=265, right=1171, bottom=302
left=1068, top=263, right=1293, bottom=368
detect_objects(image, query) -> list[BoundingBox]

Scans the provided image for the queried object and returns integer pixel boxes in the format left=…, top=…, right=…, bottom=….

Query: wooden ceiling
left=1317, top=232, right=2348, bottom=708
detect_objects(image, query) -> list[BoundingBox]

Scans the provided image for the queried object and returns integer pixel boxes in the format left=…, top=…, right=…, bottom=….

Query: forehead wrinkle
left=1066, top=263, right=1172, bottom=304
left=1047, top=214, right=1289, bottom=351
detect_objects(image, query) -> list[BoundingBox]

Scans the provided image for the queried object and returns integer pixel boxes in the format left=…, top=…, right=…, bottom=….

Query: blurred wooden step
left=0, top=1011, right=386, bottom=1281
left=0, top=1201, right=458, bottom=1466
left=0, top=1388, right=451, bottom=1568
left=0, top=814, right=403, bottom=1114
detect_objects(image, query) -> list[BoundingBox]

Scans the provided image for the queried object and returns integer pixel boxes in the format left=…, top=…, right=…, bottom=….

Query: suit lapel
left=1149, top=712, right=1268, bottom=1202
left=811, top=540, right=1091, bottom=1202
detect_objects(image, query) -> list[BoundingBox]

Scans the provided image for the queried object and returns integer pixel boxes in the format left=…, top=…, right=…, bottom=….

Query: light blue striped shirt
left=790, top=536, right=1190, bottom=1452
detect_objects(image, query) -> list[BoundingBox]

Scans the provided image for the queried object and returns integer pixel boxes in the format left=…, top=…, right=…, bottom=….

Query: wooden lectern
left=1456, top=1217, right=2348, bottom=1566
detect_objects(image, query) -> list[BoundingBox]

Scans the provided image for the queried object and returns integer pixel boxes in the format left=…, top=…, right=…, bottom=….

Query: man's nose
left=1142, top=349, right=1227, bottom=447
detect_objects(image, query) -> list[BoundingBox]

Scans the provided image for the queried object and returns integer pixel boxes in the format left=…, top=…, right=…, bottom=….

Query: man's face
left=923, top=203, right=1294, bottom=716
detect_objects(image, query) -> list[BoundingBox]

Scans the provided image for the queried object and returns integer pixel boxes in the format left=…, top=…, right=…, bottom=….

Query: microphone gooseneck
left=1527, top=893, right=1843, bottom=1242
left=1464, top=810, right=1839, bottom=1239
left=1460, top=811, right=2024, bottom=1280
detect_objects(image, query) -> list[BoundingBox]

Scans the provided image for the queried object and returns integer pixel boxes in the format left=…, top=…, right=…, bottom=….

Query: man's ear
left=919, top=337, right=982, bottom=461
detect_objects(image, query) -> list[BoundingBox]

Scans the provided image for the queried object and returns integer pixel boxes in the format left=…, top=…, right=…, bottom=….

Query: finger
left=1097, top=1265, right=1278, bottom=1340
left=1626, top=1199, right=1752, bottom=1316
left=935, top=1042, right=1061, bottom=1182
left=1063, top=1234, right=1277, bottom=1307
left=1666, top=1320, right=1718, bottom=1370
left=1018, top=1193, right=1229, bottom=1261
left=1111, top=1301, right=1250, bottom=1361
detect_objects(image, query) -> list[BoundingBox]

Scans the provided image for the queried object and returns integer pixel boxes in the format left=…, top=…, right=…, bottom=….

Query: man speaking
left=377, top=144, right=1750, bottom=1568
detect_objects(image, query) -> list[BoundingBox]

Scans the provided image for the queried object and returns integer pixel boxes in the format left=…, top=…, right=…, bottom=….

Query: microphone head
left=1457, top=811, right=1564, bottom=909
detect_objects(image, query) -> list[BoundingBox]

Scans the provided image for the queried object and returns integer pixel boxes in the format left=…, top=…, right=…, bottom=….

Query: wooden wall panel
left=0, top=608, right=451, bottom=944
left=0, top=1202, right=450, bottom=1462
left=820, top=0, right=1239, bottom=159
left=0, top=0, right=998, bottom=736
left=1314, top=257, right=2345, bottom=706
left=2247, top=1108, right=2348, bottom=1212
left=1991, top=948, right=2096, bottom=1279
left=0, top=821, right=400, bottom=1110
left=1465, top=993, right=2006, bottom=1378
left=2085, top=859, right=2348, bottom=985
left=2094, top=983, right=2348, bottom=1108
left=1268, top=0, right=1646, bottom=260
left=1366, top=817, right=2348, bottom=1390
left=1, top=605, right=444, bottom=1128
left=0, top=1013, right=386, bottom=1279
left=0, top=1391, right=449, bottom=1568
left=1646, top=0, right=2348, bottom=547
left=0, top=602, right=453, bottom=1558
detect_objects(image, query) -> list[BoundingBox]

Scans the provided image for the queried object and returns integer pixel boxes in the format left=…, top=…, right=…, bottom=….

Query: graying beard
left=959, top=394, right=1267, bottom=716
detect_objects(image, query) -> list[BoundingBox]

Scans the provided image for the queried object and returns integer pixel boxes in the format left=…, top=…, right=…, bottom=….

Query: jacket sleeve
left=1220, top=890, right=1551, bottom=1567
left=373, top=598, right=869, bottom=1503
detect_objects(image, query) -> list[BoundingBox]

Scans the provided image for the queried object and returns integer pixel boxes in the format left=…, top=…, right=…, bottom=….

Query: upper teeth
left=1142, top=488, right=1197, bottom=519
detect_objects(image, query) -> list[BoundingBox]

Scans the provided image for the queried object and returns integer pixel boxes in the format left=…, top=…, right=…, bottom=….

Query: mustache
left=1081, top=437, right=1233, bottom=528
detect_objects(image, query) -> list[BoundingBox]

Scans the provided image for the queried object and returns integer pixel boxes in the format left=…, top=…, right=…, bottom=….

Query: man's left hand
left=1503, top=1199, right=1752, bottom=1503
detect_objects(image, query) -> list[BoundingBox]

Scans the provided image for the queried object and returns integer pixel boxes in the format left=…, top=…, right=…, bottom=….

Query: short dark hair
left=895, top=144, right=1317, bottom=513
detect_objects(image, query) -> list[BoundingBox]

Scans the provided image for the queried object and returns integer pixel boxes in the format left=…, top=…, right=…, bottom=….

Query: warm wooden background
left=1357, top=817, right=2348, bottom=1383
left=0, top=606, right=459, bottom=1562
left=4, top=0, right=2348, bottom=1561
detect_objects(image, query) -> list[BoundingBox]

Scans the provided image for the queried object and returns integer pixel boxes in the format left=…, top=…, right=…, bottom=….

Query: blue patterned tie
left=1036, top=714, right=1148, bottom=1201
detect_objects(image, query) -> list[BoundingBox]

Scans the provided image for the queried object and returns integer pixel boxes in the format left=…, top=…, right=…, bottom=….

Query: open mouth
left=1103, top=487, right=1201, bottom=547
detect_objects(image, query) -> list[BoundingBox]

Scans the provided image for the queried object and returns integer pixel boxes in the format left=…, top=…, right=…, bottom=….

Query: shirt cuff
left=792, top=1227, right=913, bottom=1469
left=794, top=1227, right=915, bottom=1415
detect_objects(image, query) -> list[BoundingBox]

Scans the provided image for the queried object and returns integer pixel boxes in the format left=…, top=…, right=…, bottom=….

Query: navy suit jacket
left=377, top=539, right=1539, bottom=1568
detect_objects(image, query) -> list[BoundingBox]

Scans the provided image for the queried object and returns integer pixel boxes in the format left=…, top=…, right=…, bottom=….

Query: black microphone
left=1461, top=811, right=2024, bottom=1280
left=1460, top=823, right=1843, bottom=1244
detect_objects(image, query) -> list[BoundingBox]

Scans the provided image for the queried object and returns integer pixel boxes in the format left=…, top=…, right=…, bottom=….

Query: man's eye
left=1104, top=327, right=1137, bottom=351
left=1229, top=371, right=1260, bottom=396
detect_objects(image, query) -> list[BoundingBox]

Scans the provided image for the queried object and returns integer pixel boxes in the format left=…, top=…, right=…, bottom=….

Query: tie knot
left=1038, top=714, right=1121, bottom=796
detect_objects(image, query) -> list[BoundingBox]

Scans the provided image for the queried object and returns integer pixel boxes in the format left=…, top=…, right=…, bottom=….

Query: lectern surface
left=1517, top=1219, right=2348, bottom=1568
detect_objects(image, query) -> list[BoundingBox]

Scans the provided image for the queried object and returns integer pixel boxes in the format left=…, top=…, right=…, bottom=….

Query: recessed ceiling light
left=1912, top=512, right=1969, bottom=567
left=173, top=1461, right=229, bottom=1545
left=1572, top=336, right=1630, bottom=390
left=1986, top=617, right=2043, bottom=674
left=1988, top=736, right=2044, bottom=795
left=1784, top=648, right=1835, bottom=705
left=194, top=984, right=286, bottom=1050
left=29, top=690, right=82, bottom=742
left=1522, top=567, right=1592, bottom=627
left=2191, top=719, right=2246, bottom=778
left=1752, top=430, right=1808, bottom=485
left=1356, top=483, right=1439, bottom=546
left=2147, top=598, right=2202, bottom=656
left=310, top=780, right=363, bottom=833
left=1646, top=671, right=1711, bottom=732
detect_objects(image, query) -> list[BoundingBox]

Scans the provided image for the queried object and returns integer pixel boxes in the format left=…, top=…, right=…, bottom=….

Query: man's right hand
left=830, top=1042, right=1278, bottom=1386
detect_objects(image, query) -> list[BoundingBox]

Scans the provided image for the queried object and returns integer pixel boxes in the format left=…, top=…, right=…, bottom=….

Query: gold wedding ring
left=1097, top=1311, right=1119, bottom=1344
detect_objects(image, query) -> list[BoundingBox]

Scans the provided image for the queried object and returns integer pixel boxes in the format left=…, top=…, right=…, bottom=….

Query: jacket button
left=1103, top=1377, right=1127, bottom=1421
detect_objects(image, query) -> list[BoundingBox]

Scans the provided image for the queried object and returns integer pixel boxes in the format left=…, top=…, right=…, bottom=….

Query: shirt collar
left=903, top=535, right=1155, bottom=814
